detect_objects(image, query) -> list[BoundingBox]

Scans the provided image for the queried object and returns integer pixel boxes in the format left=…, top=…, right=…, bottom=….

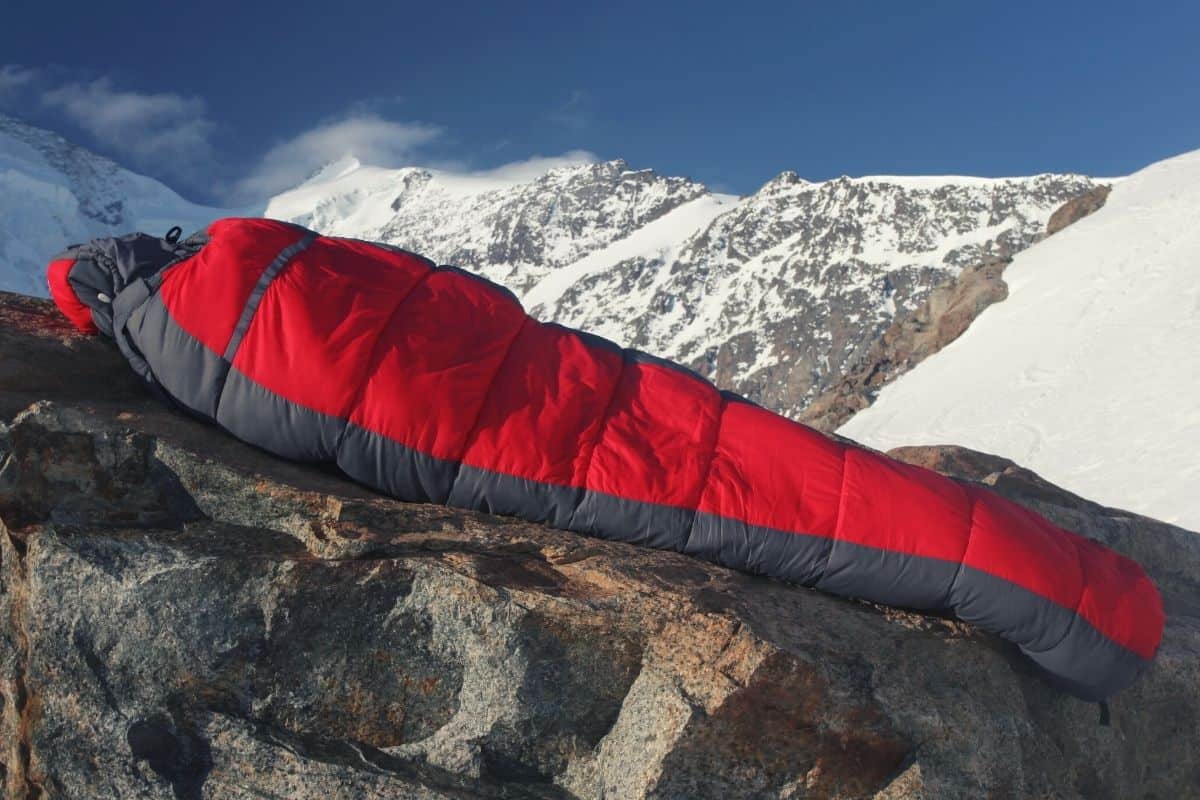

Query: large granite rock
left=0, top=292, right=1196, bottom=799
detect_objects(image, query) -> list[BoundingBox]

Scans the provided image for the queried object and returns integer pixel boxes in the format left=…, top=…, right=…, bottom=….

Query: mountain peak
left=757, top=170, right=810, bottom=193
left=300, top=155, right=364, bottom=186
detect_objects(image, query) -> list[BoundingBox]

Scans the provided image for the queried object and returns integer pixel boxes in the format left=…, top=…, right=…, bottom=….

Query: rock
left=1045, top=185, right=1112, bottom=236
left=800, top=182, right=1115, bottom=433
left=800, top=257, right=1012, bottom=432
left=0, top=291, right=1197, bottom=798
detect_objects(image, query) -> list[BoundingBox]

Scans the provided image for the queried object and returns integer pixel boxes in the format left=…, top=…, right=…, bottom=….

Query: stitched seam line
left=567, top=348, right=629, bottom=529
left=445, top=315, right=531, bottom=499
left=817, top=447, right=852, bottom=583
left=946, top=491, right=979, bottom=607
left=222, top=231, right=316, bottom=362
left=682, top=394, right=727, bottom=554
left=1024, top=539, right=1091, bottom=657
left=333, top=265, right=439, bottom=454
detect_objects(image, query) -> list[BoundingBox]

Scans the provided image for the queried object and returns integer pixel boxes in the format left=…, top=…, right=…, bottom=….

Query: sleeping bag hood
left=47, top=226, right=207, bottom=388
left=46, top=226, right=205, bottom=336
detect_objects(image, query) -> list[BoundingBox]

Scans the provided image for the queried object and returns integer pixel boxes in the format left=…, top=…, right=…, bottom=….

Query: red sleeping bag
left=46, top=217, right=1164, bottom=700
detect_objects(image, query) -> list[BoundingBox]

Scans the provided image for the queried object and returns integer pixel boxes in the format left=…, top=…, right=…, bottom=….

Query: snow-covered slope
left=840, top=149, right=1200, bottom=531
left=0, top=114, right=226, bottom=296
left=266, top=157, right=726, bottom=298
left=267, top=159, right=1099, bottom=418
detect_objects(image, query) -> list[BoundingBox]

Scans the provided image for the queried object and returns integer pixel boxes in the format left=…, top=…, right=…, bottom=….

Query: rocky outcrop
left=800, top=185, right=1114, bottom=432
left=1045, top=184, right=1112, bottom=236
left=799, top=256, right=1012, bottom=432
left=543, top=173, right=1100, bottom=420
left=0, top=291, right=1197, bottom=798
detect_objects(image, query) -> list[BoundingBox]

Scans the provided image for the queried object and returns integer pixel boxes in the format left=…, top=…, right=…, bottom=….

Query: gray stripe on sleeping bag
left=954, top=563, right=1151, bottom=700
left=337, top=423, right=460, bottom=505
left=686, top=511, right=834, bottom=587
left=570, top=489, right=696, bottom=551
left=817, top=537, right=962, bottom=611
left=216, top=366, right=347, bottom=461
left=127, top=291, right=230, bottom=420
left=223, top=231, right=316, bottom=361
left=448, top=462, right=584, bottom=529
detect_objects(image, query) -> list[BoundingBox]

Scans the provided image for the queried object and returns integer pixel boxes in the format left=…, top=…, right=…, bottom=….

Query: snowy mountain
left=0, top=114, right=1106, bottom=429
left=266, top=159, right=1100, bottom=418
left=840, top=149, right=1200, bottom=532
left=265, top=157, right=732, bottom=298
left=0, top=114, right=225, bottom=296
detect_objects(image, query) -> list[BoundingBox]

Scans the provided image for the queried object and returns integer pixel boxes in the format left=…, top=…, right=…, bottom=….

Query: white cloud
left=465, top=150, right=599, bottom=183
left=40, top=78, right=215, bottom=180
left=0, top=64, right=37, bottom=100
left=7, top=69, right=598, bottom=203
left=234, top=113, right=443, bottom=201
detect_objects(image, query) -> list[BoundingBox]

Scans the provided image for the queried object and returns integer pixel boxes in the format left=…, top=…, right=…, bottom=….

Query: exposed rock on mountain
left=1045, top=183, right=1111, bottom=236
left=802, top=180, right=1113, bottom=433
left=799, top=255, right=1012, bottom=432
left=265, top=158, right=1101, bottom=420
left=2, top=291, right=1197, bottom=798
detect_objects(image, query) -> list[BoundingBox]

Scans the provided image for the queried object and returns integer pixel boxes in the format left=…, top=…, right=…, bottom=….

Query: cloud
left=6, top=68, right=598, bottom=204
left=234, top=113, right=443, bottom=201
left=545, top=90, right=592, bottom=131
left=465, top=150, right=599, bottom=184
left=39, top=77, right=216, bottom=182
left=0, top=64, right=37, bottom=100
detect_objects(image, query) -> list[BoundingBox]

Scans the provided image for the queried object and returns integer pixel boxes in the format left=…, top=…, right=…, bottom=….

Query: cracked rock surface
left=0, top=292, right=1197, bottom=799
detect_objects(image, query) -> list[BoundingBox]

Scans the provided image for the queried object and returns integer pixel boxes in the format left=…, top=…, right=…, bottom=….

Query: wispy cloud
left=39, top=78, right=216, bottom=178
left=233, top=113, right=444, bottom=201
left=465, top=150, right=599, bottom=183
left=545, top=90, right=593, bottom=131
left=0, top=64, right=37, bottom=99
left=0, top=66, right=217, bottom=192
left=4, top=65, right=599, bottom=204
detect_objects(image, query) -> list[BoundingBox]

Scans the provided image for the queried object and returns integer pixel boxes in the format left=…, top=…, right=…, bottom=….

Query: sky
left=1, top=0, right=1197, bottom=204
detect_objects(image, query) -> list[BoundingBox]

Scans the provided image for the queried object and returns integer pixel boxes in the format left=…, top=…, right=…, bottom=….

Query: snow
left=263, top=163, right=417, bottom=234
left=522, top=192, right=738, bottom=314
left=846, top=173, right=1062, bottom=188
left=839, top=149, right=1200, bottom=532
left=265, top=154, right=600, bottom=232
left=0, top=114, right=226, bottom=297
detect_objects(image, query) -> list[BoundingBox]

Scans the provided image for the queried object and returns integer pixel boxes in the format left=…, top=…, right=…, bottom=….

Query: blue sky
left=1, top=0, right=1197, bottom=204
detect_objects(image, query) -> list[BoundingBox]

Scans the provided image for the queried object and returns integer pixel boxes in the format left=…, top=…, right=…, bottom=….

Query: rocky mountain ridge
left=263, top=154, right=1103, bottom=419
left=839, top=149, right=1200, bottom=531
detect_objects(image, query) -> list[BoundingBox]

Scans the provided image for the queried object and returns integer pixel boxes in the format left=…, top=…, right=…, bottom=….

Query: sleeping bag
left=45, top=217, right=1163, bottom=700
